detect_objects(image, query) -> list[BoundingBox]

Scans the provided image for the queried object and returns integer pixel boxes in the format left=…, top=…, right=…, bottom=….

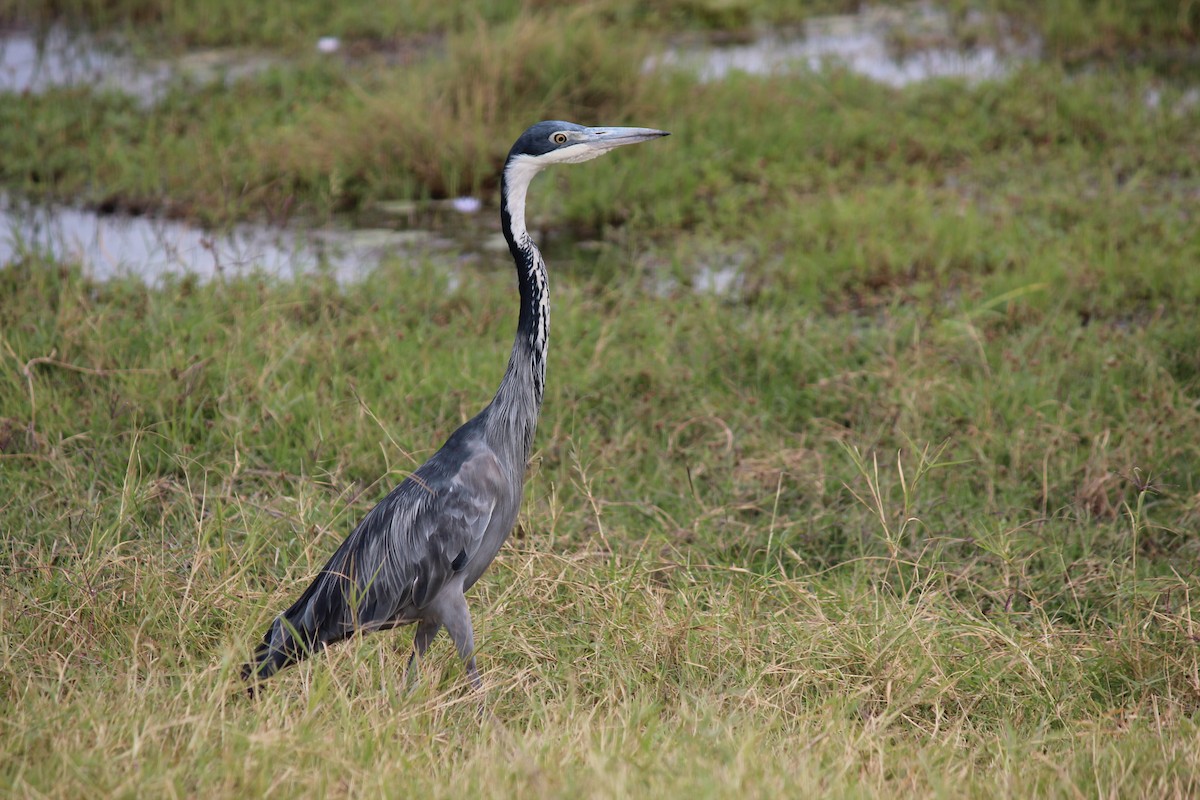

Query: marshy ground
left=2, top=1, right=1200, bottom=796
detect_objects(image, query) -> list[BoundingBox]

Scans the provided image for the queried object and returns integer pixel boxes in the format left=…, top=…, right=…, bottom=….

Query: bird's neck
left=486, top=161, right=549, bottom=465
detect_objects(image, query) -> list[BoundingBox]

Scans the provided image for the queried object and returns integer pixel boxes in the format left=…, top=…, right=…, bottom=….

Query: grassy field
left=3, top=1, right=1200, bottom=797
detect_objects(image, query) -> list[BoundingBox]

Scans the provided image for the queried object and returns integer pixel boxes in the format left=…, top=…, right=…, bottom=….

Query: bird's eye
left=551, top=132, right=569, bottom=145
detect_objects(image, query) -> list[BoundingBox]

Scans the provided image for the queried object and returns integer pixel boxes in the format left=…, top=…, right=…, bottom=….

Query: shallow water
left=0, top=198, right=459, bottom=284
left=0, top=28, right=164, bottom=98
left=0, top=28, right=277, bottom=104
left=647, top=5, right=1036, bottom=86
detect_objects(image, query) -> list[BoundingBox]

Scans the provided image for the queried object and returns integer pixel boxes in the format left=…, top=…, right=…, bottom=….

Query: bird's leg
left=405, top=619, right=442, bottom=690
left=435, top=591, right=482, bottom=691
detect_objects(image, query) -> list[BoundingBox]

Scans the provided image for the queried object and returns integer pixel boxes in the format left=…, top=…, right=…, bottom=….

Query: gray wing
left=247, top=440, right=505, bottom=675
left=354, top=443, right=504, bottom=620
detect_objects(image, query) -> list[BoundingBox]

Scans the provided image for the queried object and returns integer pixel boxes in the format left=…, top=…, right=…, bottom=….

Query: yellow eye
left=551, top=132, right=569, bottom=144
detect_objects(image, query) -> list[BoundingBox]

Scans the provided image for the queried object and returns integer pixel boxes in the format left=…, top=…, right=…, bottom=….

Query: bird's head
left=500, top=120, right=668, bottom=244
left=505, top=120, right=669, bottom=171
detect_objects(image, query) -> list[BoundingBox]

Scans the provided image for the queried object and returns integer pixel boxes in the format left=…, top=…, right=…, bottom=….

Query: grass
left=4, top=259, right=1200, bottom=796
left=4, top=1, right=1200, bottom=797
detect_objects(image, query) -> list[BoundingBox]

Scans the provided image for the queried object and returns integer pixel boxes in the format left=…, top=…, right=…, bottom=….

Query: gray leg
left=405, top=619, right=441, bottom=690
left=432, top=591, right=482, bottom=690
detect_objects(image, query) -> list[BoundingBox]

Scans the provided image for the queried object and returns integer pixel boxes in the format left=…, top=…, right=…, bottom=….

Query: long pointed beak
left=582, top=126, right=670, bottom=152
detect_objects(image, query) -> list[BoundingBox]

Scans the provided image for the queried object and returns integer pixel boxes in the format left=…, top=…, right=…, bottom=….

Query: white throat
left=503, top=154, right=542, bottom=244
left=504, top=144, right=608, bottom=240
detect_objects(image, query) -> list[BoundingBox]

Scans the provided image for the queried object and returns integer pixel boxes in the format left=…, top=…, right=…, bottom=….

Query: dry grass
left=3, top=254, right=1200, bottom=796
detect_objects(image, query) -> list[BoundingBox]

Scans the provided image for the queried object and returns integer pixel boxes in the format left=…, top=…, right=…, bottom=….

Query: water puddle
left=0, top=196, right=747, bottom=299
left=647, top=4, right=1036, bottom=86
left=0, top=27, right=278, bottom=104
left=0, top=196, right=482, bottom=285
left=650, top=243, right=748, bottom=299
left=694, top=264, right=741, bottom=295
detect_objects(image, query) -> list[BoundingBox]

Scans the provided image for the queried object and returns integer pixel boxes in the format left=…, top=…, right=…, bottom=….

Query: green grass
left=4, top=1, right=1200, bottom=797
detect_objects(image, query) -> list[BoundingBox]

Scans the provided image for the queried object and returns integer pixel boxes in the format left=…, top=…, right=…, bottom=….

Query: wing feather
left=245, top=439, right=505, bottom=678
left=326, top=443, right=502, bottom=628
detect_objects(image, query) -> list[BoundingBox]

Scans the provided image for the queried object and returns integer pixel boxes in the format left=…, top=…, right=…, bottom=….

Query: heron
left=243, top=120, right=668, bottom=691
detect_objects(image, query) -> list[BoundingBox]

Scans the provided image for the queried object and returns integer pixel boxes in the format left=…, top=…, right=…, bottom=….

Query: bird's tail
left=242, top=517, right=402, bottom=692
left=242, top=617, right=310, bottom=684
left=241, top=566, right=354, bottom=686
